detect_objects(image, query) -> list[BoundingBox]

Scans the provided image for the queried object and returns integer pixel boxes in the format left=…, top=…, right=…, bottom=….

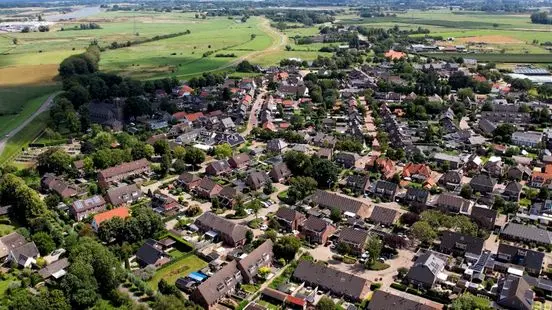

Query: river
left=45, top=6, right=103, bottom=22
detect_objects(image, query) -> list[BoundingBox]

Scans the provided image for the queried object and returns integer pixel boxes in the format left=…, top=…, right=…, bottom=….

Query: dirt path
left=0, top=91, right=60, bottom=156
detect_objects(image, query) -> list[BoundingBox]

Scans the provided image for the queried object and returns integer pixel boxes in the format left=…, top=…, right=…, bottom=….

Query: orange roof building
left=92, top=206, right=130, bottom=231
left=402, top=163, right=432, bottom=180
left=530, top=165, right=552, bottom=188
left=178, top=85, right=194, bottom=97
left=384, top=50, right=406, bottom=60
left=185, top=112, right=204, bottom=122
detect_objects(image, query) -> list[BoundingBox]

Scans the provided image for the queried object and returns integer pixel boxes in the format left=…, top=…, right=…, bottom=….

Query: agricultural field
left=337, top=9, right=552, bottom=56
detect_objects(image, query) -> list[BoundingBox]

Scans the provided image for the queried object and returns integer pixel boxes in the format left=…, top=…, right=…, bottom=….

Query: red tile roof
left=385, top=50, right=406, bottom=60
left=185, top=112, right=204, bottom=122
left=93, top=206, right=130, bottom=226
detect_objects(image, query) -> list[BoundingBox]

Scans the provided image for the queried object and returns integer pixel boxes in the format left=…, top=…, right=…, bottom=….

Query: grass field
left=0, top=85, right=59, bottom=138
left=147, top=254, right=207, bottom=289
left=0, top=109, right=51, bottom=167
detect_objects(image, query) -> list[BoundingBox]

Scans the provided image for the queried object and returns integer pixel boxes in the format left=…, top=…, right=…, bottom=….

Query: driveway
left=308, top=246, right=415, bottom=290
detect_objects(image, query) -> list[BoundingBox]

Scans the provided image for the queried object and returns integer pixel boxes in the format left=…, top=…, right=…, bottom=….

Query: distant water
left=45, top=6, right=102, bottom=22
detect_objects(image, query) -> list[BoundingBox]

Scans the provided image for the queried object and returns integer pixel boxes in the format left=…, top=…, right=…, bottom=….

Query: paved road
left=0, top=91, right=60, bottom=156
left=243, top=90, right=266, bottom=136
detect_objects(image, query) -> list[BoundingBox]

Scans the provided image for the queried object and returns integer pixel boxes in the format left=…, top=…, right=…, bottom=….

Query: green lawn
left=147, top=254, right=207, bottom=290
left=0, top=274, right=17, bottom=296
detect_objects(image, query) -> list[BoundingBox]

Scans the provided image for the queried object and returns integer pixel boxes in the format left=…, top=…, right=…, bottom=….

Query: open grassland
left=0, top=85, right=59, bottom=138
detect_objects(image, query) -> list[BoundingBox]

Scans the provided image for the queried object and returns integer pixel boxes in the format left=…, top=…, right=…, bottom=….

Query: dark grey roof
left=310, top=190, right=367, bottom=215
left=11, top=241, right=39, bottom=264
left=406, top=252, right=445, bottom=285
left=368, top=290, right=440, bottom=310
left=470, top=174, right=497, bottom=188
left=497, top=243, right=544, bottom=272
left=207, top=160, right=231, bottom=174
left=440, top=231, right=484, bottom=256
left=374, top=180, right=398, bottom=192
left=502, top=223, right=552, bottom=245
left=338, top=227, right=369, bottom=246
left=197, top=177, right=221, bottom=192
left=405, top=187, right=429, bottom=202
left=269, top=163, right=292, bottom=181
left=436, top=193, right=471, bottom=212
left=369, top=206, right=398, bottom=226
left=136, top=239, right=166, bottom=265
left=504, top=181, right=522, bottom=194
left=178, top=172, right=201, bottom=183
left=470, top=206, right=497, bottom=226
left=292, top=260, right=369, bottom=300
left=237, top=239, right=273, bottom=280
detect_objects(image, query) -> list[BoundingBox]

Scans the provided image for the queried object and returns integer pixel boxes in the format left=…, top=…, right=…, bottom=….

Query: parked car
left=260, top=224, right=268, bottom=231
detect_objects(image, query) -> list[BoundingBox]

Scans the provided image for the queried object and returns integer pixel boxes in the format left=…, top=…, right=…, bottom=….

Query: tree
left=330, top=208, right=341, bottom=223
left=365, top=236, right=382, bottom=265
left=214, top=143, right=232, bottom=159
left=316, top=296, right=337, bottom=310
left=312, top=158, right=339, bottom=188
left=336, top=242, right=351, bottom=255
left=263, top=179, right=274, bottom=195
left=284, top=151, right=312, bottom=176
left=0, top=174, right=49, bottom=226
left=412, top=221, right=437, bottom=244
left=173, top=146, right=186, bottom=160
left=153, top=139, right=171, bottom=156
left=274, top=235, right=301, bottom=261
left=268, top=217, right=280, bottom=231
left=450, top=293, right=492, bottom=310
left=184, top=147, right=206, bottom=169
left=236, top=60, right=258, bottom=73
left=460, top=184, right=473, bottom=199
left=384, top=234, right=407, bottom=249
left=32, top=232, right=56, bottom=255
left=400, top=212, right=420, bottom=225
left=37, top=148, right=73, bottom=175
left=287, top=176, right=318, bottom=203
left=246, top=230, right=254, bottom=244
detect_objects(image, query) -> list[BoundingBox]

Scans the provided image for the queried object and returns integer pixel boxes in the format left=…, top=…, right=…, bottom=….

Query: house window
left=217, top=283, right=225, bottom=291
left=518, top=250, right=527, bottom=257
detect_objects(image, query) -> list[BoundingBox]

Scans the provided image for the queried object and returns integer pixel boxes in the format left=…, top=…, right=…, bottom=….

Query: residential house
left=292, top=261, right=370, bottom=301
left=266, top=139, right=288, bottom=154
left=335, top=152, right=360, bottom=169
left=228, top=153, right=251, bottom=169
left=530, top=165, right=552, bottom=188
left=401, top=163, right=432, bottom=183
left=439, top=231, right=484, bottom=262
left=91, top=206, right=130, bottom=232
left=41, top=174, right=78, bottom=199
left=483, top=160, right=504, bottom=178
left=503, top=181, right=522, bottom=202
left=511, top=131, right=543, bottom=148
left=433, top=153, right=463, bottom=169
left=196, top=178, right=223, bottom=199
left=195, top=212, right=249, bottom=247
left=496, top=243, right=544, bottom=276
left=0, top=232, right=39, bottom=268
left=310, top=190, right=371, bottom=218
left=403, top=187, right=429, bottom=210
left=470, top=206, right=497, bottom=230
left=373, top=180, right=398, bottom=201
left=368, top=205, right=399, bottom=226
left=338, top=227, right=369, bottom=255
left=269, top=163, right=292, bottom=183
left=469, top=174, right=496, bottom=194
left=275, top=207, right=306, bottom=232
left=178, top=172, right=202, bottom=191
left=205, top=160, right=232, bottom=176
left=478, top=119, right=497, bottom=136
left=38, top=258, right=70, bottom=281
left=508, top=165, right=531, bottom=181
left=368, top=290, right=442, bottom=310
left=236, top=240, right=273, bottom=283
left=105, top=183, right=142, bottom=206
left=98, top=159, right=150, bottom=188
left=316, top=148, right=333, bottom=160
left=70, top=195, right=107, bottom=221
left=501, top=223, right=552, bottom=246
left=406, top=252, right=446, bottom=289
left=152, top=193, right=181, bottom=216
left=191, top=261, right=242, bottom=309
left=438, top=170, right=462, bottom=190
left=246, top=171, right=269, bottom=190
left=302, top=216, right=336, bottom=245
left=217, top=186, right=239, bottom=208
left=497, top=275, right=533, bottom=310
left=345, top=175, right=371, bottom=195
left=435, top=193, right=473, bottom=215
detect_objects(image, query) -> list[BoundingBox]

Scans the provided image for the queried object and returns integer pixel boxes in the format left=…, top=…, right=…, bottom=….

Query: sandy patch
left=457, top=35, right=523, bottom=44
left=0, top=64, right=58, bottom=86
